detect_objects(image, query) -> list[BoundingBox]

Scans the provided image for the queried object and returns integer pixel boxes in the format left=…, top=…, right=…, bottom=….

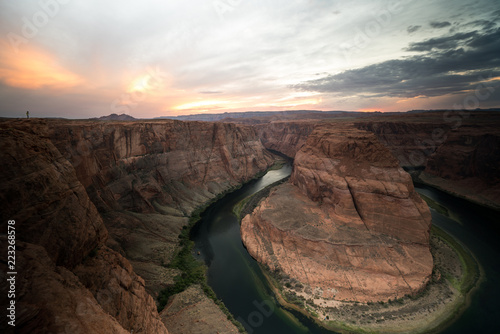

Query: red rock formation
left=242, top=124, right=433, bottom=302
left=0, top=118, right=271, bottom=334
left=45, top=119, right=274, bottom=297
left=255, top=121, right=315, bottom=158
left=421, top=124, right=500, bottom=209
left=355, top=111, right=500, bottom=209
left=46, top=120, right=273, bottom=215
left=355, top=119, right=451, bottom=168
left=0, top=122, right=169, bottom=333
left=0, top=126, right=108, bottom=268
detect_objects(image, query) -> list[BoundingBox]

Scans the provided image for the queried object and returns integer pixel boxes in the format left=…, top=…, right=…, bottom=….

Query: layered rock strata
left=421, top=124, right=500, bottom=209
left=355, top=111, right=500, bottom=209
left=0, top=125, right=168, bottom=333
left=255, top=121, right=315, bottom=158
left=45, top=119, right=274, bottom=296
left=1, top=118, right=273, bottom=333
left=242, top=124, right=433, bottom=302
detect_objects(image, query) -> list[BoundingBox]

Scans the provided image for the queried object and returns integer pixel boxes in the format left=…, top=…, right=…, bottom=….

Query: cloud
left=199, top=91, right=223, bottom=94
left=0, top=0, right=498, bottom=117
left=406, top=31, right=478, bottom=52
left=293, top=26, right=500, bottom=100
left=430, top=21, right=452, bottom=28
left=407, top=25, right=422, bottom=34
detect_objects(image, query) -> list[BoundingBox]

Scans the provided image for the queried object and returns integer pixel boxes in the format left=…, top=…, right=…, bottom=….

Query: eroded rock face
left=0, top=127, right=107, bottom=269
left=160, top=285, right=239, bottom=334
left=255, top=121, right=315, bottom=158
left=355, top=111, right=500, bottom=210
left=45, top=119, right=274, bottom=296
left=355, top=119, right=452, bottom=168
left=0, top=121, right=169, bottom=333
left=0, top=239, right=130, bottom=334
left=421, top=125, right=500, bottom=209
left=73, top=247, right=168, bottom=334
left=0, top=118, right=274, bottom=334
left=242, top=124, right=433, bottom=302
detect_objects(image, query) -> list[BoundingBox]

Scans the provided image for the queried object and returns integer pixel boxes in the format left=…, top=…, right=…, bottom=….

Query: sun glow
left=0, top=48, right=82, bottom=90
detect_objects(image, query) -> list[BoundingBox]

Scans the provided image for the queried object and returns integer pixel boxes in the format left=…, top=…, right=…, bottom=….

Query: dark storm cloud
left=430, top=21, right=452, bottom=28
left=406, top=31, right=477, bottom=52
left=465, top=19, right=497, bottom=30
left=293, top=27, right=500, bottom=99
left=407, top=25, right=422, bottom=34
left=467, top=27, right=500, bottom=48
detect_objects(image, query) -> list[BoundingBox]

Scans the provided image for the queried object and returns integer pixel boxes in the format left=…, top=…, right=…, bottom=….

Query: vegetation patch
left=419, top=193, right=449, bottom=216
left=233, top=176, right=290, bottom=220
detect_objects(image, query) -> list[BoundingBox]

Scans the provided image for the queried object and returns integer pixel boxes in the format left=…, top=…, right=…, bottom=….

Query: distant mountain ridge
left=92, top=113, right=136, bottom=121
left=156, top=110, right=364, bottom=122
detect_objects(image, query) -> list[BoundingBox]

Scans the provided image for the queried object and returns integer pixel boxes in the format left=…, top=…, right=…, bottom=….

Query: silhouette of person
left=26, top=111, right=29, bottom=119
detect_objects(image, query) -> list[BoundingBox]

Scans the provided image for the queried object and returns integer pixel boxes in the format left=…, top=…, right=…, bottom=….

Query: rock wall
left=242, top=124, right=433, bottom=302
left=45, top=119, right=274, bottom=297
left=255, top=121, right=315, bottom=158
left=355, top=120, right=451, bottom=168
left=421, top=124, right=500, bottom=209
left=0, top=118, right=274, bottom=333
left=355, top=111, right=500, bottom=210
left=0, top=123, right=168, bottom=333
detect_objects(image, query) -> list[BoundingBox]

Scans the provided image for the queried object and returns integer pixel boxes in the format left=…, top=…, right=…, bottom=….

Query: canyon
left=1, top=110, right=499, bottom=333
left=0, top=118, right=274, bottom=333
left=242, top=124, right=433, bottom=302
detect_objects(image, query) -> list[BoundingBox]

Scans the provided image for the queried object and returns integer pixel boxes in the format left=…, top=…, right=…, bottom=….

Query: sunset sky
left=0, top=0, right=499, bottom=118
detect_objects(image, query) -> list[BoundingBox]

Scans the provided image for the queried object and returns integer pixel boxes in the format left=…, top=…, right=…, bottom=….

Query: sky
left=0, top=0, right=499, bottom=118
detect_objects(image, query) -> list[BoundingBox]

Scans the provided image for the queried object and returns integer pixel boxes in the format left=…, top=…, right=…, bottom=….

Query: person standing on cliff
left=26, top=111, right=29, bottom=119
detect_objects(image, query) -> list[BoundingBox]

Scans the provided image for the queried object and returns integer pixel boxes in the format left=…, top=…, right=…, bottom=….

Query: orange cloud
left=0, top=47, right=82, bottom=90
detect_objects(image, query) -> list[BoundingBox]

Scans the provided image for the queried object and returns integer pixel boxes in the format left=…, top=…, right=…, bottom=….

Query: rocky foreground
left=0, top=118, right=274, bottom=333
left=242, top=124, right=433, bottom=302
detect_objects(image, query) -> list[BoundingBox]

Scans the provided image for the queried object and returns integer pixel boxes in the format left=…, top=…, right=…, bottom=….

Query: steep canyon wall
left=0, top=118, right=274, bottom=333
left=242, top=124, right=433, bottom=302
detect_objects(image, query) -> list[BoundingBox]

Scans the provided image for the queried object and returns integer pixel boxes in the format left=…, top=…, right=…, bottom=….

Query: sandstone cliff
left=0, top=123, right=168, bottom=333
left=421, top=124, right=500, bottom=210
left=242, top=124, right=433, bottom=302
left=1, top=118, right=274, bottom=333
left=355, top=118, right=451, bottom=168
left=255, top=121, right=315, bottom=158
left=45, top=119, right=274, bottom=297
left=355, top=111, right=500, bottom=210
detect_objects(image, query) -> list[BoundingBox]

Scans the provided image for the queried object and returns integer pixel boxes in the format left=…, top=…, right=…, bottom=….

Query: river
left=191, top=163, right=500, bottom=333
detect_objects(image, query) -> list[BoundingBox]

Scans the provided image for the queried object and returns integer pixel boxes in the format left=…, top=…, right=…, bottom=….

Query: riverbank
left=416, top=172, right=500, bottom=212
left=260, top=225, right=482, bottom=334
left=157, top=158, right=290, bottom=332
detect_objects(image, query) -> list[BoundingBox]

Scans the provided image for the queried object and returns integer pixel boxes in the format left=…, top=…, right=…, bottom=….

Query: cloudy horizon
left=0, top=0, right=499, bottom=119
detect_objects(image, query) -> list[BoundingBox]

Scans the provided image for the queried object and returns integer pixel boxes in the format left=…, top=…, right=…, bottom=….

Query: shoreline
left=157, top=158, right=288, bottom=333
left=259, top=225, right=482, bottom=334
left=415, top=172, right=500, bottom=213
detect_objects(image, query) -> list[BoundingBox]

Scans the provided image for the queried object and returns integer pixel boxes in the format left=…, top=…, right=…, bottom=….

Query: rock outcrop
left=160, top=285, right=240, bottom=334
left=355, top=118, right=451, bottom=168
left=45, top=119, right=274, bottom=297
left=355, top=111, right=500, bottom=210
left=242, top=124, right=433, bottom=302
left=0, top=118, right=272, bottom=333
left=421, top=124, right=500, bottom=210
left=255, top=121, right=315, bottom=158
left=0, top=123, right=168, bottom=333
